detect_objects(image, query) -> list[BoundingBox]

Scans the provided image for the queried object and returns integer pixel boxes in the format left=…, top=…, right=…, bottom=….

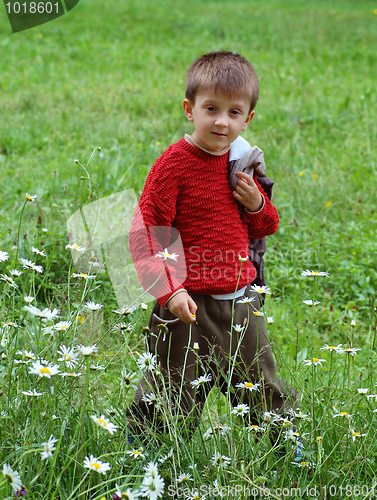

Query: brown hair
left=185, top=51, right=259, bottom=112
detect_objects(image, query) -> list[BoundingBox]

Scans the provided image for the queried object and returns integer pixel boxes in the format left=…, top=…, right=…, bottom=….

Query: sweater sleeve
left=129, top=150, right=187, bottom=306
left=242, top=176, right=279, bottom=239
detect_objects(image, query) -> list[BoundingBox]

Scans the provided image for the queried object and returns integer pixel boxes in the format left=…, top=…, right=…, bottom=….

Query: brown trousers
left=130, top=287, right=298, bottom=434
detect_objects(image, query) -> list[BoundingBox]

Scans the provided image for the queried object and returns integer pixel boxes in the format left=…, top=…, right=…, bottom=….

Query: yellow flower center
left=133, top=450, right=141, bottom=455
left=5, top=474, right=13, bottom=483
left=245, top=382, right=254, bottom=388
left=312, top=358, right=319, bottom=362
left=301, top=461, right=309, bottom=466
left=340, top=412, right=348, bottom=416
left=93, top=462, right=101, bottom=470
left=98, top=419, right=107, bottom=426
left=40, top=367, right=51, bottom=374
left=353, top=432, right=360, bottom=437
left=329, top=346, right=335, bottom=349
left=25, top=194, right=33, bottom=201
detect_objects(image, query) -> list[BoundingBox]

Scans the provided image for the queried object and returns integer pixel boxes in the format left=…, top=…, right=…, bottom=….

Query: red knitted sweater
left=129, top=138, right=279, bottom=306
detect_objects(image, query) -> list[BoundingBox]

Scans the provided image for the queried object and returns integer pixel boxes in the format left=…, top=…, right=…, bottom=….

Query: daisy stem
left=14, top=200, right=27, bottom=267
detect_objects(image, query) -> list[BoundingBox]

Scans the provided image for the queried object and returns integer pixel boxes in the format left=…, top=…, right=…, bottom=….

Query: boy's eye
left=207, top=106, right=216, bottom=111
left=230, top=110, right=240, bottom=115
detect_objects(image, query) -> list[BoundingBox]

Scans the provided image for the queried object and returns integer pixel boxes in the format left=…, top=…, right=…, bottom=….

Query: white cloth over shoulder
left=229, top=136, right=266, bottom=192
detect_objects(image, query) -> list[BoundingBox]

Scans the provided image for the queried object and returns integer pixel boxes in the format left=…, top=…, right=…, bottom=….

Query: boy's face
left=182, top=91, right=254, bottom=153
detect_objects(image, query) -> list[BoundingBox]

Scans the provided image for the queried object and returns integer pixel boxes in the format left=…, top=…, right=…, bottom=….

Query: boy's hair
left=186, top=51, right=259, bottom=112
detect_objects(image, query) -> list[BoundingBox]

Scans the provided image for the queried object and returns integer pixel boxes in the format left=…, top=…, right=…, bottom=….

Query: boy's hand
left=233, top=171, right=263, bottom=212
left=166, top=292, right=197, bottom=324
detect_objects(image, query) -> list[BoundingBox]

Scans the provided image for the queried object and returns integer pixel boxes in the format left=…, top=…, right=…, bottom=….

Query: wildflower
left=142, top=393, right=160, bottom=409
left=267, top=316, right=274, bottom=324
left=253, top=311, right=264, bottom=317
left=193, top=342, right=200, bottom=351
left=332, top=412, right=352, bottom=418
left=29, top=361, right=60, bottom=378
left=44, top=320, right=72, bottom=334
left=141, top=303, right=148, bottom=310
left=114, top=484, right=139, bottom=500
left=301, top=270, right=329, bottom=277
left=113, top=305, right=138, bottom=315
left=9, top=269, right=23, bottom=276
left=278, top=417, right=294, bottom=427
left=350, top=429, right=367, bottom=442
left=91, top=415, right=118, bottom=435
left=120, top=369, right=139, bottom=390
left=30, top=246, right=46, bottom=257
left=66, top=243, right=86, bottom=252
left=190, top=373, right=212, bottom=388
left=60, top=371, right=82, bottom=378
left=177, top=472, right=193, bottom=483
left=25, top=193, right=37, bottom=202
left=85, top=301, right=103, bottom=311
left=88, top=251, right=101, bottom=267
left=316, top=436, right=323, bottom=442
left=71, top=272, right=96, bottom=279
left=288, top=408, right=310, bottom=420
left=22, top=389, right=45, bottom=397
left=2, top=320, right=19, bottom=328
left=140, top=462, right=165, bottom=499
left=157, top=448, right=174, bottom=464
left=83, top=455, right=111, bottom=474
left=90, top=362, right=105, bottom=371
left=19, top=258, right=43, bottom=273
left=236, top=296, right=256, bottom=304
left=0, top=274, right=18, bottom=288
left=320, top=344, right=343, bottom=354
left=203, top=423, right=230, bottom=439
left=246, top=424, right=265, bottom=433
left=238, top=254, right=249, bottom=262
left=344, top=347, right=361, bottom=356
left=41, top=436, right=58, bottom=459
left=283, top=429, right=301, bottom=442
left=291, top=461, right=313, bottom=467
left=250, top=284, right=271, bottom=294
left=233, top=323, right=244, bottom=332
left=187, top=492, right=206, bottom=500
left=155, top=248, right=179, bottom=261
left=126, top=449, right=146, bottom=460
left=263, top=411, right=281, bottom=425
left=57, top=345, right=78, bottom=368
left=231, top=403, right=249, bottom=416
left=24, top=305, right=59, bottom=321
left=235, top=381, right=261, bottom=392
left=366, top=394, right=377, bottom=402
left=78, top=344, right=97, bottom=356
left=137, top=352, right=156, bottom=372
left=303, top=300, right=321, bottom=306
left=350, top=319, right=356, bottom=326
left=303, top=357, right=326, bottom=367
left=2, top=463, right=22, bottom=491
left=23, top=295, right=35, bottom=303
left=0, top=250, right=9, bottom=262
left=14, top=484, right=27, bottom=497
left=357, top=388, right=368, bottom=395
left=210, top=452, right=231, bottom=469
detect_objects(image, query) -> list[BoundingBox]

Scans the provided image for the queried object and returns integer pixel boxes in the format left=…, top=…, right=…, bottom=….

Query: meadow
left=0, top=0, right=377, bottom=498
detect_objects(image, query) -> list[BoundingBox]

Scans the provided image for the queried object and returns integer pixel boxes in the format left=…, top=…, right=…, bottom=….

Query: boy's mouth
left=212, top=132, right=227, bottom=137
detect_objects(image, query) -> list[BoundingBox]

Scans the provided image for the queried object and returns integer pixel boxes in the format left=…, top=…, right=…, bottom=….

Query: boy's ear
left=182, top=99, right=194, bottom=122
left=241, top=110, right=255, bottom=131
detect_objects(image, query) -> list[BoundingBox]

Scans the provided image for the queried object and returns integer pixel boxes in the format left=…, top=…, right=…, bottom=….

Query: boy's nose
left=214, top=114, right=228, bottom=127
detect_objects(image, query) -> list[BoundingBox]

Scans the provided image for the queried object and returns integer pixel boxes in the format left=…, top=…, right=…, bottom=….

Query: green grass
left=1, top=0, right=377, bottom=498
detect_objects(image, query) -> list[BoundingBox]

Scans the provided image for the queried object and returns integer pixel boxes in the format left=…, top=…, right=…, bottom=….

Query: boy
left=129, top=51, right=296, bottom=434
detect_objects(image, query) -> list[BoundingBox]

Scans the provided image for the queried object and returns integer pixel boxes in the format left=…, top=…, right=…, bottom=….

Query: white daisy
left=177, top=472, right=193, bottom=483
left=114, top=484, right=139, bottom=500
left=246, top=424, right=265, bottom=433
left=140, top=463, right=165, bottom=499
left=250, top=284, right=271, bottom=294
left=23, top=295, right=35, bottom=303
left=24, top=305, right=59, bottom=321
left=349, top=429, right=367, bottom=442
left=235, top=381, right=261, bottom=392
left=0, top=274, right=18, bottom=288
left=238, top=254, right=249, bottom=262
left=2, top=463, right=22, bottom=491
left=301, top=270, right=329, bottom=277
left=155, top=248, right=179, bottom=261
left=231, top=403, right=249, bottom=416
left=332, top=411, right=352, bottom=418
left=57, top=345, right=78, bottom=368
left=29, top=361, right=60, bottom=378
left=366, top=394, right=377, bottom=402
left=343, top=347, right=361, bottom=356
left=283, top=429, right=301, bottom=442
left=233, top=324, right=244, bottom=332
left=126, top=449, right=146, bottom=460
left=60, top=371, right=82, bottom=378
left=120, top=369, right=139, bottom=390
left=30, top=246, right=46, bottom=257
left=0, top=250, right=9, bottom=262
left=41, top=436, right=58, bottom=459
left=90, top=415, right=118, bottom=434
left=78, top=344, right=97, bottom=356
left=88, top=251, right=101, bottom=267
left=71, top=273, right=96, bottom=279
left=137, top=352, right=157, bottom=372
left=25, top=193, right=37, bottom=202
left=210, top=452, right=231, bottom=469
left=190, top=373, right=212, bottom=388
left=357, top=388, right=368, bottom=395
left=43, top=320, right=72, bottom=334
left=83, top=455, right=111, bottom=474
left=303, top=300, right=321, bottom=306
left=236, top=296, right=256, bottom=304
left=267, top=316, right=274, bottom=324
left=253, top=311, right=264, bottom=317
left=19, top=258, right=43, bottom=273
left=9, top=269, right=23, bottom=276
left=66, top=243, right=86, bottom=252
left=85, top=301, right=103, bottom=311
left=303, top=357, right=326, bottom=367
left=22, top=389, right=45, bottom=397
left=320, top=344, right=343, bottom=354
left=113, top=305, right=138, bottom=315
